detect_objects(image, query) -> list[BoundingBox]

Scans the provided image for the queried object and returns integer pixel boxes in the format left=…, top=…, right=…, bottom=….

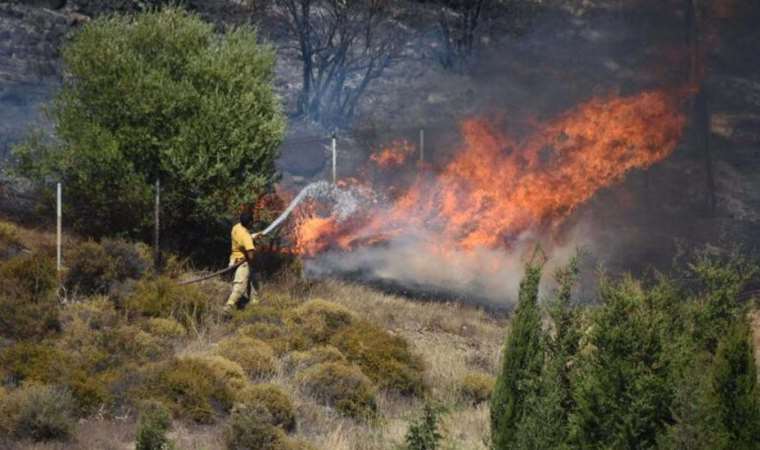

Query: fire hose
left=178, top=182, right=325, bottom=286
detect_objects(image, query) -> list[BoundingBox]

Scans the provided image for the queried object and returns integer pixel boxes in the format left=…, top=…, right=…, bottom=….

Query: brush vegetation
left=0, top=224, right=758, bottom=449
left=491, top=250, right=760, bottom=450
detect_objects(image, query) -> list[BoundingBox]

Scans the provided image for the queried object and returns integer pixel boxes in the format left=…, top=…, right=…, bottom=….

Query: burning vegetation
left=290, top=90, right=687, bottom=279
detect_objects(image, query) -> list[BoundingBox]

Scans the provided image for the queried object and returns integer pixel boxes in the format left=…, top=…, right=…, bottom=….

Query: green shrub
left=139, top=357, right=236, bottom=423
left=135, top=400, right=174, bottom=450
left=405, top=403, right=443, bottom=450
left=330, top=322, right=425, bottom=396
left=0, top=253, right=60, bottom=340
left=144, top=317, right=187, bottom=339
left=217, top=336, right=277, bottom=380
left=0, top=384, right=76, bottom=442
left=458, top=372, right=496, bottom=405
left=225, top=404, right=291, bottom=450
left=282, top=346, right=346, bottom=375
left=286, top=299, right=355, bottom=344
left=14, top=7, right=285, bottom=263
left=237, top=384, right=296, bottom=432
left=298, top=362, right=377, bottom=419
left=126, top=277, right=210, bottom=329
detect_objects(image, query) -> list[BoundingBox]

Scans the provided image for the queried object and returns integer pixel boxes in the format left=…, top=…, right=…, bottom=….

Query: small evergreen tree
left=567, top=276, right=674, bottom=449
left=708, top=318, right=760, bottom=449
left=490, top=259, right=544, bottom=450
left=405, top=403, right=443, bottom=450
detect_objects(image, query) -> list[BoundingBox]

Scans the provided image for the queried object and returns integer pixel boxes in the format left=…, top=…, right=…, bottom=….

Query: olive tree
left=15, top=8, right=285, bottom=259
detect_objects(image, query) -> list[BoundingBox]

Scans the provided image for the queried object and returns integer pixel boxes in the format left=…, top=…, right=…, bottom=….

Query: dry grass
left=1, top=220, right=507, bottom=449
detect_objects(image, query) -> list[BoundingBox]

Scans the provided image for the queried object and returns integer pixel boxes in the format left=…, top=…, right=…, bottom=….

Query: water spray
left=179, top=181, right=333, bottom=285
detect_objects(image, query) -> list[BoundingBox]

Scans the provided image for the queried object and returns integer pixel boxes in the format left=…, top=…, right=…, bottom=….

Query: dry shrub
left=65, top=239, right=150, bottom=296
left=282, top=345, right=346, bottom=375
left=195, top=355, right=249, bottom=392
left=144, top=317, right=187, bottom=339
left=225, top=404, right=291, bottom=450
left=330, top=322, right=426, bottom=397
left=286, top=299, right=355, bottom=344
left=0, top=253, right=60, bottom=340
left=101, top=325, right=170, bottom=364
left=237, top=384, right=296, bottom=432
left=0, top=341, right=69, bottom=385
left=0, top=384, right=76, bottom=442
left=139, top=357, right=236, bottom=423
left=217, top=336, right=277, bottom=380
left=298, top=362, right=377, bottom=419
left=458, top=372, right=495, bottom=405
left=126, top=277, right=210, bottom=330
left=60, top=296, right=120, bottom=332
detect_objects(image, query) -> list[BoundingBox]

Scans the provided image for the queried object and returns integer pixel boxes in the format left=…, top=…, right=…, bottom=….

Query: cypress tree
left=490, top=261, right=544, bottom=450
left=708, top=317, right=760, bottom=449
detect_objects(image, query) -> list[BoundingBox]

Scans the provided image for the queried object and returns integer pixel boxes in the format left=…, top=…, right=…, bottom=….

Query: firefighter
left=224, top=211, right=262, bottom=312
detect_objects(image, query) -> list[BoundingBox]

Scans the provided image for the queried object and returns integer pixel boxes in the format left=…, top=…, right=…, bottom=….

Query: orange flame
left=369, top=140, right=415, bottom=168
left=293, top=90, right=686, bottom=257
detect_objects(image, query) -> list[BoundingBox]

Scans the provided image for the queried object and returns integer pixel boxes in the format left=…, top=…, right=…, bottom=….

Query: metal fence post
left=154, top=178, right=160, bottom=272
left=332, top=133, right=337, bottom=184
left=56, top=182, right=62, bottom=273
left=419, top=128, right=425, bottom=163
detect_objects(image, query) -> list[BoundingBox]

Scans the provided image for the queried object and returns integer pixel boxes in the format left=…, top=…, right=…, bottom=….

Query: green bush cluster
left=491, top=250, right=760, bottom=450
left=0, top=384, right=77, bottom=442
left=0, top=252, right=60, bottom=341
left=298, top=362, right=377, bottom=419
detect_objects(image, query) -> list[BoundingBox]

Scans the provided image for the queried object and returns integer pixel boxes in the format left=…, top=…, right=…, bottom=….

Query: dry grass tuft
left=237, top=383, right=297, bottom=432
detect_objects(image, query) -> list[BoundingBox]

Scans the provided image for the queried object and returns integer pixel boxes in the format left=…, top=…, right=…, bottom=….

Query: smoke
left=304, top=225, right=593, bottom=306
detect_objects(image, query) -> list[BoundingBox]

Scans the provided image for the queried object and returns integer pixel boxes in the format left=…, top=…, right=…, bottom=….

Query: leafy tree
left=14, top=8, right=285, bottom=260
left=490, top=258, right=544, bottom=450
